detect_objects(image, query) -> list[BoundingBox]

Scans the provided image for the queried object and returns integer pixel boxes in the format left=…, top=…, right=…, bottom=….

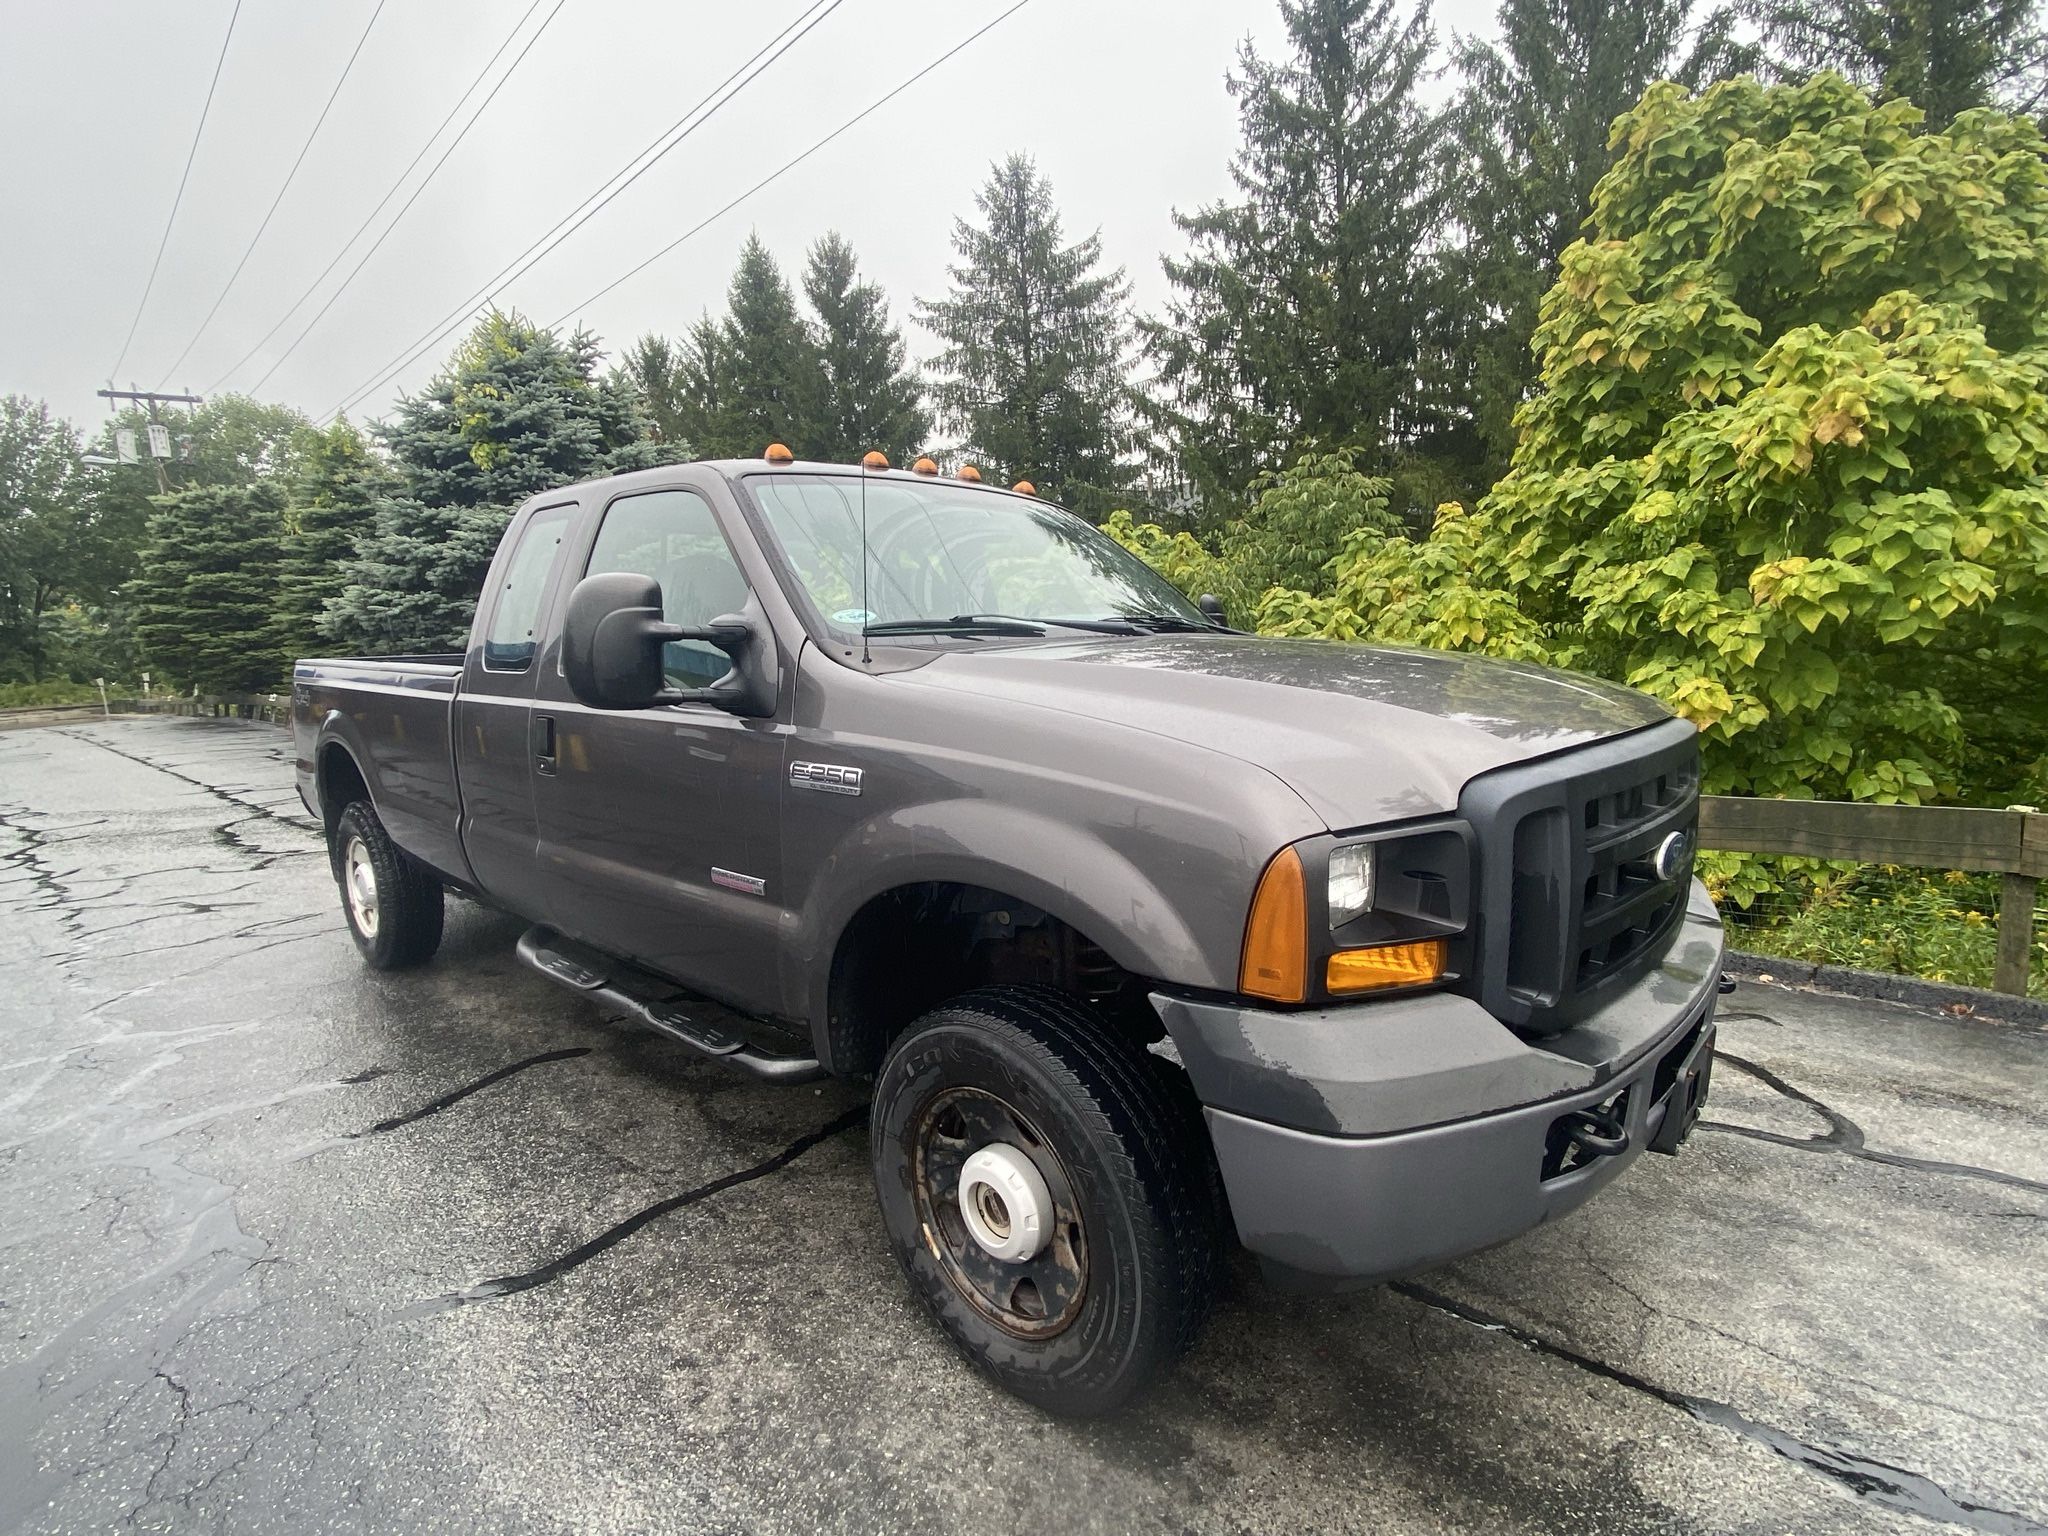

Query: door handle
left=535, top=714, right=558, bottom=777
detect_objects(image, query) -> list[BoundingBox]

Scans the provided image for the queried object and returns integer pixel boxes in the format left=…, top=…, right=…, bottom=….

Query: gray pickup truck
left=294, top=454, right=1723, bottom=1414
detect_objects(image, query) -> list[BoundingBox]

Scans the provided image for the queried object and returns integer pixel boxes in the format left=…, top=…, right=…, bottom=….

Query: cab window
left=482, top=505, right=574, bottom=671
left=585, top=489, right=749, bottom=691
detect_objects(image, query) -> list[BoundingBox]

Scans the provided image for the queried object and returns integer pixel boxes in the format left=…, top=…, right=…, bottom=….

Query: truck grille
left=1462, top=718, right=1699, bottom=1035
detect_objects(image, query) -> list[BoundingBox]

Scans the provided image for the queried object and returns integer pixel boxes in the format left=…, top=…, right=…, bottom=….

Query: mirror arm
left=652, top=681, right=744, bottom=708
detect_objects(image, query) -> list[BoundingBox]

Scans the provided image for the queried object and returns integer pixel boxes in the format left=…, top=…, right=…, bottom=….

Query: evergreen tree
left=1145, top=0, right=1453, bottom=520
left=618, top=334, right=691, bottom=449
left=277, top=418, right=395, bottom=658
left=0, top=397, right=87, bottom=682
left=918, top=154, right=1136, bottom=514
left=705, top=236, right=825, bottom=458
left=804, top=233, right=929, bottom=463
left=1745, top=0, right=2048, bottom=125
left=326, top=311, right=660, bottom=651
left=130, top=482, right=292, bottom=694
left=1449, top=0, right=1745, bottom=478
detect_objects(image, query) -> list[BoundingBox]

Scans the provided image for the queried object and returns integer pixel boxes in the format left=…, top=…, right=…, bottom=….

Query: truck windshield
left=748, top=475, right=1209, bottom=636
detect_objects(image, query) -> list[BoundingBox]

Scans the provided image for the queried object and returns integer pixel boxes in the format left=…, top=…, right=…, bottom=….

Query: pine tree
left=276, top=418, right=395, bottom=658
left=704, top=236, right=825, bottom=458
left=803, top=232, right=929, bottom=463
left=130, top=482, right=292, bottom=694
left=1449, top=0, right=1744, bottom=477
left=918, top=155, right=1136, bottom=515
left=1745, top=0, right=2048, bottom=125
left=1145, top=0, right=1453, bottom=520
left=325, top=311, right=659, bottom=651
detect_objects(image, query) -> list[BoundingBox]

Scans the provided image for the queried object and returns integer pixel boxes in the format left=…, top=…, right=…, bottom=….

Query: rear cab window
left=482, top=505, right=575, bottom=671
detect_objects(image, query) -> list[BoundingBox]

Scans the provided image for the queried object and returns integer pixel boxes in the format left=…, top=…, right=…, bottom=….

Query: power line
left=320, top=0, right=850, bottom=424
left=154, top=0, right=389, bottom=390
left=243, top=0, right=572, bottom=395
left=549, top=1, right=1033, bottom=327
left=109, top=0, right=244, bottom=383
left=326, top=0, right=1033, bottom=427
left=202, top=0, right=559, bottom=395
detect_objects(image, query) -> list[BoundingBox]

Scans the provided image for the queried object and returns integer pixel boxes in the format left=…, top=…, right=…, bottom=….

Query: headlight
left=1327, top=843, right=1375, bottom=927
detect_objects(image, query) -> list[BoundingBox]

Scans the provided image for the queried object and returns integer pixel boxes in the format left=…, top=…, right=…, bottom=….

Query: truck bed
left=293, top=655, right=469, bottom=885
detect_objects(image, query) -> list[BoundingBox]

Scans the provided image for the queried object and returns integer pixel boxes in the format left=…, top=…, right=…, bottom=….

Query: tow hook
left=1560, top=1105, right=1630, bottom=1161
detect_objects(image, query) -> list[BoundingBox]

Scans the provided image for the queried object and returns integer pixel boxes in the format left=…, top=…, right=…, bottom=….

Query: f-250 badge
left=791, top=761, right=863, bottom=796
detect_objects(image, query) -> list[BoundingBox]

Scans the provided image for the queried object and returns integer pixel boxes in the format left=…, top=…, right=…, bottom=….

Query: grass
left=0, top=680, right=119, bottom=709
left=1722, top=864, right=2046, bottom=998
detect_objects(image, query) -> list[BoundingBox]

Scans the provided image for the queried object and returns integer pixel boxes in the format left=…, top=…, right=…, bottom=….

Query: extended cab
left=294, top=456, right=1722, bottom=1414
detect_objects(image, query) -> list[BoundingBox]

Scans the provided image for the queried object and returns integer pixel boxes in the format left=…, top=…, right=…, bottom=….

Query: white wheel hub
left=958, top=1143, right=1053, bottom=1263
left=343, top=835, right=379, bottom=939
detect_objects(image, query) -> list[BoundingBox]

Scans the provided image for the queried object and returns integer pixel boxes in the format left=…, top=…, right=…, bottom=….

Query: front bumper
left=1152, top=881, right=1723, bottom=1290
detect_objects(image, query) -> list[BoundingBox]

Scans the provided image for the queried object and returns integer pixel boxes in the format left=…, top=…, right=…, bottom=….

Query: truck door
left=453, top=501, right=577, bottom=922
left=529, top=483, right=787, bottom=1016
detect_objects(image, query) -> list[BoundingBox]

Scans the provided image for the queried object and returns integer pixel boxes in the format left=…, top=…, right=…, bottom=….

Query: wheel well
left=825, top=882, right=1162, bottom=1076
left=317, top=743, right=370, bottom=844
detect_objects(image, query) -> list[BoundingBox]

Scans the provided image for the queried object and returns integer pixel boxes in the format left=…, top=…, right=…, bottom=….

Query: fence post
left=1995, top=873, right=2038, bottom=997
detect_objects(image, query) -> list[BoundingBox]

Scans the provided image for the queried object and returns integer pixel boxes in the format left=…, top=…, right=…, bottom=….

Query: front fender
left=794, top=797, right=1225, bottom=1033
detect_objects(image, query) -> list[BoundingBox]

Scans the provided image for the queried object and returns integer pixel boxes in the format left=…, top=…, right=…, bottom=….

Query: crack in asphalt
left=1704, top=1047, right=2048, bottom=1196
left=1394, top=1282, right=2048, bottom=1536
left=394, top=1104, right=868, bottom=1320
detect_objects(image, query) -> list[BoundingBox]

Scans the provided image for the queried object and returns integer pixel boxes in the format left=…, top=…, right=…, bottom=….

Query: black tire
left=870, top=985, right=1222, bottom=1416
left=331, top=800, right=443, bottom=970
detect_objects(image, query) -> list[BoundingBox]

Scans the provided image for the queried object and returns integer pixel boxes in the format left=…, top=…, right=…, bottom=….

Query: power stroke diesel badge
left=791, top=761, right=863, bottom=796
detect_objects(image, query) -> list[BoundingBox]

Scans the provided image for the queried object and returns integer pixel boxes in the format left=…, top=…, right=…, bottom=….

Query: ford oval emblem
left=1652, top=830, right=1693, bottom=883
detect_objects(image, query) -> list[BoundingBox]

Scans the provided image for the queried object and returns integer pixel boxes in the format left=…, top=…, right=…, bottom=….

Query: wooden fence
left=1699, top=796, right=2047, bottom=997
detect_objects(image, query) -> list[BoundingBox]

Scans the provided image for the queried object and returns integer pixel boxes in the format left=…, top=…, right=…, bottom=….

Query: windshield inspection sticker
left=831, top=608, right=877, bottom=624
left=791, top=761, right=863, bottom=796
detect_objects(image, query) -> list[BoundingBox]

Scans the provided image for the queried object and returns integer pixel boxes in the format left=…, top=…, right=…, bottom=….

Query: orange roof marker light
left=861, top=450, right=889, bottom=470
left=957, top=464, right=983, bottom=482
left=912, top=457, right=939, bottom=476
left=764, top=443, right=794, bottom=464
left=1012, top=480, right=1036, bottom=496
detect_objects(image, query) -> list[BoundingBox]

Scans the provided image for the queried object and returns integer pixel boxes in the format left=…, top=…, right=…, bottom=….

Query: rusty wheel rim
left=911, top=1087, right=1088, bottom=1339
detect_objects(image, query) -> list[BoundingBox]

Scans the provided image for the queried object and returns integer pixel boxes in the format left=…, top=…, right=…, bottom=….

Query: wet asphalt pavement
left=2, top=716, right=2044, bottom=1535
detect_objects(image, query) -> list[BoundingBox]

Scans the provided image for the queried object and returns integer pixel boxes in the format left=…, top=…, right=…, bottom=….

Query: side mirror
left=1198, top=593, right=1228, bottom=626
left=561, top=571, right=760, bottom=712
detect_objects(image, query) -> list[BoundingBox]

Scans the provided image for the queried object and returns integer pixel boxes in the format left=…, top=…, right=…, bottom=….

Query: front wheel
left=331, top=800, right=443, bottom=970
left=870, top=986, right=1222, bottom=1416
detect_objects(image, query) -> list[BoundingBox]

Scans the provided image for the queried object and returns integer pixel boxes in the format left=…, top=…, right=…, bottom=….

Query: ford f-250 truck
left=294, top=452, right=1722, bottom=1415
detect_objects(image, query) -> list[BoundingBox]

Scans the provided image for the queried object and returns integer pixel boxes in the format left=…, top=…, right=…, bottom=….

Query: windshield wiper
left=1090, top=613, right=1231, bottom=634
left=863, top=615, right=1049, bottom=637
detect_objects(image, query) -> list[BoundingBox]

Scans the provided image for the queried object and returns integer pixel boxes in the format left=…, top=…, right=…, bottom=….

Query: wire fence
left=1718, top=859, right=2047, bottom=998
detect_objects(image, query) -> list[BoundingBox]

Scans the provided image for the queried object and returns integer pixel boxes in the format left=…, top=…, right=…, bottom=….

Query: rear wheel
left=870, top=986, right=1221, bottom=1416
left=331, top=801, right=443, bottom=970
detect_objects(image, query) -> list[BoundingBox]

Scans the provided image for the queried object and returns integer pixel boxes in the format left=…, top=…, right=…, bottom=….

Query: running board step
left=515, top=925, right=824, bottom=1084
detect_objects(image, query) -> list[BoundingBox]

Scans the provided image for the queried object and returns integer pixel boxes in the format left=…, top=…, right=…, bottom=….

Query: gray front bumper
left=1152, top=881, right=1723, bottom=1289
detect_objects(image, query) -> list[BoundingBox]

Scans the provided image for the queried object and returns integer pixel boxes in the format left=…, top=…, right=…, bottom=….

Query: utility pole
left=98, top=385, right=203, bottom=494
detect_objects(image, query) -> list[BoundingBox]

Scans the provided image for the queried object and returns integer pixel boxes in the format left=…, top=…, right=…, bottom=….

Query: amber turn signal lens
left=1012, top=480, right=1036, bottom=495
left=1240, top=846, right=1308, bottom=1003
left=912, top=456, right=939, bottom=476
left=958, top=464, right=983, bottom=482
left=1326, top=938, right=1447, bottom=995
left=861, top=450, right=889, bottom=469
left=764, top=443, right=794, bottom=464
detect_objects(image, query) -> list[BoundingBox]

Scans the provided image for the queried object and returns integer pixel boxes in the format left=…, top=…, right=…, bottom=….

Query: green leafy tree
left=1145, top=0, right=1453, bottom=520
left=277, top=419, right=396, bottom=658
left=327, top=311, right=659, bottom=651
left=1245, top=77, right=2048, bottom=838
left=1746, top=0, right=2048, bottom=126
left=805, top=232, right=929, bottom=463
left=0, top=397, right=91, bottom=682
left=919, top=154, right=1137, bottom=515
left=130, top=481, right=293, bottom=694
left=1449, top=0, right=1747, bottom=478
left=1106, top=449, right=1399, bottom=620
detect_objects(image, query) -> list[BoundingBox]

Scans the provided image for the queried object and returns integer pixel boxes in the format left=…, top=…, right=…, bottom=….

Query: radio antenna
left=859, top=450, right=884, bottom=664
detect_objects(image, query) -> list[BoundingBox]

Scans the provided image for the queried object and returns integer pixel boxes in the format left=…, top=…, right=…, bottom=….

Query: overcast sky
left=1, top=0, right=1500, bottom=436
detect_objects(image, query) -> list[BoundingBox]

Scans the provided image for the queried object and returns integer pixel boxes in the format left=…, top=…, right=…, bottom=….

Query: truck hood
left=904, top=634, right=1672, bottom=829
